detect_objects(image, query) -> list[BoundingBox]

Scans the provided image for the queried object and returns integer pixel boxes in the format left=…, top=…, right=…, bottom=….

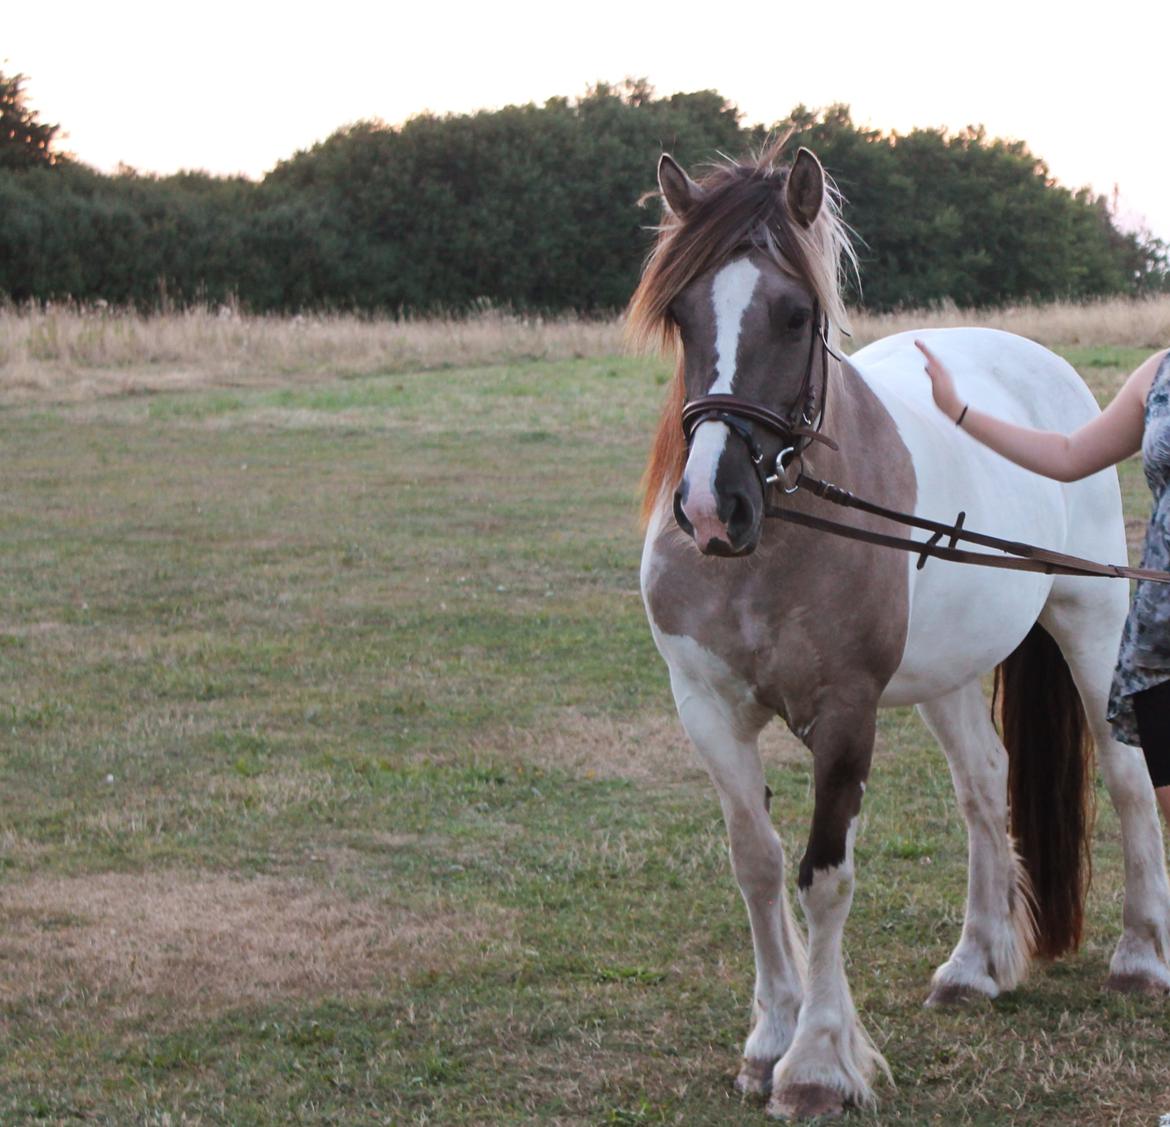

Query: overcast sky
left=8, top=1, right=1170, bottom=241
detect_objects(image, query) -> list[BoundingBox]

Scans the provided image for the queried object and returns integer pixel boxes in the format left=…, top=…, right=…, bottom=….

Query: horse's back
left=855, top=327, right=1101, bottom=430
left=850, top=328, right=1127, bottom=705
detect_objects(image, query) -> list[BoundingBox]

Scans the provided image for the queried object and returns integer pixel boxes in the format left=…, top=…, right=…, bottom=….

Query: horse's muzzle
left=674, top=484, right=760, bottom=556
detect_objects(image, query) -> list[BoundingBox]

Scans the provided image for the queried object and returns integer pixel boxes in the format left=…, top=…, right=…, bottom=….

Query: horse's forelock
left=627, top=158, right=854, bottom=354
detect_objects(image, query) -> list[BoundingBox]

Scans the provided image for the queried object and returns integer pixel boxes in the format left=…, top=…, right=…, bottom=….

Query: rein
left=767, top=473, right=1170, bottom=583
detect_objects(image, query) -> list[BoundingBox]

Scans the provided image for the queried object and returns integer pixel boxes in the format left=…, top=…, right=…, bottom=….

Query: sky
left=8, top=1, right=1170, bottom=242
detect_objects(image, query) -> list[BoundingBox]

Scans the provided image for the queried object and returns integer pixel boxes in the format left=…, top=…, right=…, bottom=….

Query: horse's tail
left=994, top=622, right=1094, bottom=959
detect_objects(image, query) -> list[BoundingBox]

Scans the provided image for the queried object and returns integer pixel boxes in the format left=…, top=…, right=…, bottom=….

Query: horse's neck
left=811, top=358, right=906, bottom=498
left=819, top=358, right=858, bottom=452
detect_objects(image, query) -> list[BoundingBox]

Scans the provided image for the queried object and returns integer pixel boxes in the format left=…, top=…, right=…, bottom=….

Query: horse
left=628, top=143, right=1170, bottom=1120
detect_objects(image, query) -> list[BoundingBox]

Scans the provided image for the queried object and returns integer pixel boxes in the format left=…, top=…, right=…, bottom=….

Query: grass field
left=1, top=306, right=1169, bottom=1124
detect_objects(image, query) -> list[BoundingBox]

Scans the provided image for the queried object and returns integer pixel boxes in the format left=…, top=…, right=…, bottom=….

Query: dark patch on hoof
left=1105, top=972, right=1170, bottom=997
left=735, top=1057, right=774, bottom=1097
left=767, top=1082, right=845, bottom=1120
left=924, top=982, right=987, bottom=1008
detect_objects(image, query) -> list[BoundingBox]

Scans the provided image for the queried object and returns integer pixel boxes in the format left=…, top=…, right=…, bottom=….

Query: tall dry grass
left=847, top=295, right=1170, bottom=350
left=0, top=305, right=624, bottom=402
left=2, top=295, right=1168, bottom=402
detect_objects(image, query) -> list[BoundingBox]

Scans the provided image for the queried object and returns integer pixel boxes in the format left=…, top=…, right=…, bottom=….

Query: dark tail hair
left=994, top=622, right=1094, bottom=959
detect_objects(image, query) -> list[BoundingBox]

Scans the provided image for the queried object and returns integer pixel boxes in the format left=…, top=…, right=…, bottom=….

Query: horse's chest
left=643, top=538, right=821, bottom=698
left=641, top=526, right=909, bottom=713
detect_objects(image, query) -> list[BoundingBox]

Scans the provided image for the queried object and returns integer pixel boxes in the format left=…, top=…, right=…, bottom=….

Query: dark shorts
left=1131, top=680, right=1170, bottom=788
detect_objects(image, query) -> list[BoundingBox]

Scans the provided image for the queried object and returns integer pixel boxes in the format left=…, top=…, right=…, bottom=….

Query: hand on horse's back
left=914, top=339, right=962, bottom=421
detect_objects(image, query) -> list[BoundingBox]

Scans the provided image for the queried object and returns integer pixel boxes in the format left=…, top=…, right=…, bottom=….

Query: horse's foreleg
left=768, top=706, right=889, bottom=1120
left=1041, top=594, right=1170, bottom=995
left=917, top=681, right=1035, bottom=1004
left=671, top=670, right=805, bottom=1096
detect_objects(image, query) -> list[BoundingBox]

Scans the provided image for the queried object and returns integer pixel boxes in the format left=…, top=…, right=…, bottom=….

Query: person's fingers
left=914, top=340, right=940, bottom=375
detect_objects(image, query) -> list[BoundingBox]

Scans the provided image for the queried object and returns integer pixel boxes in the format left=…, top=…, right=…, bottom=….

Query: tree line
left=1, top=73, right=1165, bottom=313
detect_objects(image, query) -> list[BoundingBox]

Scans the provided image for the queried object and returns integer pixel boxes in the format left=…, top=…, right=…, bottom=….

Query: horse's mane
left=628, top=143, right=857, bottom=527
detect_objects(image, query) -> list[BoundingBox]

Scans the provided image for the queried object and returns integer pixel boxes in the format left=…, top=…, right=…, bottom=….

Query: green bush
left=0, top=82, right=1163, bottom=313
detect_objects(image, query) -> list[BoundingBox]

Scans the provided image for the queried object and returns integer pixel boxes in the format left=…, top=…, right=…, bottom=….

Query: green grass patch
left=1, top=344, right=1168, bottom=1123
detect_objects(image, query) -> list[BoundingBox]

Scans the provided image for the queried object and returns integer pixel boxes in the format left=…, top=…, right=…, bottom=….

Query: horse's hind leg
left=667, top=663, right=807, bottom=1094
left=917, top=681, right=1036, bottom=1004
left=1040, top=586, right=1170, bottom=994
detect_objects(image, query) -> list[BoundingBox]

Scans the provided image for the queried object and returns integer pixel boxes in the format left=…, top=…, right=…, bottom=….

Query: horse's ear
left=786, top=147, right=825, bottom=227
left=658, top=153, right=704, bottom=217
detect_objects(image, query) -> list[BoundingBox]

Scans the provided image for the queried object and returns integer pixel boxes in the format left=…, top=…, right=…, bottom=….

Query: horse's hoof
left=1105, top=972, right=1170, bottom=997
left=767, top=1082, right=845, bottom=1120
left=924, top=982, right=986, bottom=1008
left=735, top=1057, right=774, bottom=1096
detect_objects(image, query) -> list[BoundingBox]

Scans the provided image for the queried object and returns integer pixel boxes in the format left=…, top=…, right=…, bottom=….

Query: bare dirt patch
left=0, top=871, right=514, bottom=1022
left=0, top=621, right=68, bottom=639
left=487, top=708, right=808, bottom=783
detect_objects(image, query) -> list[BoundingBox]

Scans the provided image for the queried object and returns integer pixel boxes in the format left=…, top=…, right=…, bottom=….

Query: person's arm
left=915, top=340, right=1166, bottom=483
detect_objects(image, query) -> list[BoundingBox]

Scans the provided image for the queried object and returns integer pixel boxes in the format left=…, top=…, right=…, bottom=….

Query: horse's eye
left=787, top=310, right=811, bottom=332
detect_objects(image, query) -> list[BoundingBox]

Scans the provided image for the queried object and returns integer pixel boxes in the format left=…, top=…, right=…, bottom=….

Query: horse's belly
left=880, top=564, right=1052, bottom=705
left=877, top=445, right=1064, bottom=705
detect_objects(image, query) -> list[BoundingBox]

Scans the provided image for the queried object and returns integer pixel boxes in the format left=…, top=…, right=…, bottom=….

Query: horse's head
left=630, top=146, right=852, bottom=557
left=665, top=150, right=829, bottom=557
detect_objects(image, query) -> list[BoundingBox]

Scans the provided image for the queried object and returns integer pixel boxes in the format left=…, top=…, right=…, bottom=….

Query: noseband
left=680, top=301, right=841, bottom=494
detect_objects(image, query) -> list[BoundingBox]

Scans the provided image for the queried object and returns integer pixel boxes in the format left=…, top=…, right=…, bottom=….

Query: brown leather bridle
left=676, top=312, right=1170, bottom=584
left=680, top=301, right=840, bottom=496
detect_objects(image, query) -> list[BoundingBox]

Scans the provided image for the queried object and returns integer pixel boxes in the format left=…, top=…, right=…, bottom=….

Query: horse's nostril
left=673, top=490, right=694, bottom=535
left=730, top=492, right=750, bottom=530
left=719, top=488, right=754, bottom=536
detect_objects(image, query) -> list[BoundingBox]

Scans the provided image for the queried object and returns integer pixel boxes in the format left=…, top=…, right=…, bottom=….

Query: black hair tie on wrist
left=955, top=404, right=969, bottom=428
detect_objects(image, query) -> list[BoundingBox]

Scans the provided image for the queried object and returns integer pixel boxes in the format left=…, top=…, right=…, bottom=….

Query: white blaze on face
left=680, top=258, right=761, bottom=542
left=710, top=257, right=761, bottom=394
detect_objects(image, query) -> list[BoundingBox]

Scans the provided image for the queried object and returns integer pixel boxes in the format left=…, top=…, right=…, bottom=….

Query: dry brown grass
left=847, top=294, right=1170, bottom=350
left=0, top=872, right=515, bottom=1023
left=484, top=708, right=807, bottom=783
left=0, top=304, right=623, bottom=402
left=2, top=296, right=1168, bottom=403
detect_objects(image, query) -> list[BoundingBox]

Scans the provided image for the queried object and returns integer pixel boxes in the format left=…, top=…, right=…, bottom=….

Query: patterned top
left=1108, top=352, right=1170, bottom=745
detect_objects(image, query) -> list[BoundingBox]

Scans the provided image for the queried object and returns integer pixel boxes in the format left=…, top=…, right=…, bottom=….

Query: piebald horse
left=629, top=146, right=1170, bottom=1119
